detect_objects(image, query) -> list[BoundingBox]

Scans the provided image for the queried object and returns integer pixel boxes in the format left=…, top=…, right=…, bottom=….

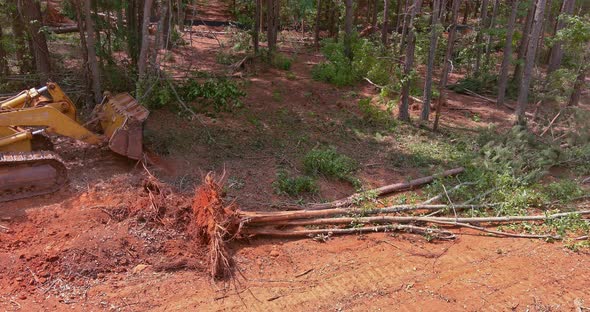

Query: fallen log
left=241, top=203, right=494, bottom=224
left=48, top=25, right=79, bottom=34
left=243, top=224, right=456, bottom=239
left=252, top=210, right=590, bottom=226
left=302, top=167, right=464, bottom=210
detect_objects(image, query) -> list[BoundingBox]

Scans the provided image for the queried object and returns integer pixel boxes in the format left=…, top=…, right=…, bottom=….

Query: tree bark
left=162, top=0, right=171, bottom=49
left=382, top=0, right=390, bottom=44
left=394, top=0, right=403, bottom=32
left=267, top=0, right=278, bottom=53
left=497, top=0, right=519, bottom=107
left=0, top=25, right=8, bottom=75
left=568, top=42, right=590, bottom=107
left=314, top=0, right=322, bottom=49
left=462, top=0, right=469, bottom=24
left=138, top=0, right=155, bottom=80
left=11, top=4, right=28, bottom=74
left=513, top=1, right=535, bottom=83
left=372, top=0, right=379, bottom=27
left=547, top=0, right=575, bottom=75
left=515, top=0, right=546, bottom=124
left=421, top=0, right=441, bottom=121
left=483, top=0, right=499, bottom=68
left=398, top=0, right=423, bottom=122
left=398, top=0, right=411, bottom=55
left=73, top=1, right=92, bottom=105
left=254, top=0, right=261, bottom=53
left=19, top=0, right=51, bottom=82
left=344, top=0, right=354, bottom=60
left=473, top=0, right=488, bottom=75
left=126, top=0, right=140, bottom=64
left=80, top=0, right=102, bottom=105
left=433, top=0, right=461, bottom=131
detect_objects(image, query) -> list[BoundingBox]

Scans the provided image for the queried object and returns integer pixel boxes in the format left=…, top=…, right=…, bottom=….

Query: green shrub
left=216, top=51, right=241, bottom=65
left=303, top=147, right=359, bottom=185
left=542, top=180, right=584, bottom=203
left=273, top=171, right=318, bottom=196
left=272, top=53, right=294, bottom=70
left=136, top=78, right=176, bottom=110
left=312, top=35, right=397, bottom=87
left=182, top=78, right=246, bottom=112
left=448, top=72, right=499, bottom=96
left=479, top=126, right=561, bottom=182
left=358, top=97, right=396, bottom=129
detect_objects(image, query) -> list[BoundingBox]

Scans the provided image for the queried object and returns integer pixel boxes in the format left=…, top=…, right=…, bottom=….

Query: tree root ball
left=191, top=172, right=241, bottom=279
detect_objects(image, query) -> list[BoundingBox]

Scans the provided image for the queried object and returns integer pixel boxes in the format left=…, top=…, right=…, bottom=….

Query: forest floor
left=1, top=1, right=590, bottom=311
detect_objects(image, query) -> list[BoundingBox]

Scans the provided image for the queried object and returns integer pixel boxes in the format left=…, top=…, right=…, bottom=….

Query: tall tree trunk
left=314, top=0, right=322, bottom=49
left=398, top=0, right=411, bottom=55
left=254, top=0, right=261, bottom=53
left=483, top=0, right=498, bottom=68
left=394, top=0, right=403, bottom=32
left=260, top=0, right=265, bottom=32
left=12, top=4, right=28, bottom=74
left=568, top=42, right=590, bottom=107
left=372, top=0, right=379, bottom=26
left=127, top=0, right=139, bottom=64
left=515, top=0, right=546, bottom=124
left=568, top=68, right=588, bottom=107
left=382, top=0, right=390, bottom=44
left=433, top=0, right=461, bottom=131
left=421, top=0, right=442, bottom=121
left=176, top=0, right=184, bottom=31
left=74, top=0, right=92, bottom=105
left=162, top=0, right=171, bottom=49
left=473, top=0, right=488, bottom=75
left=398, top=0, right=423, bottom=122
left=497, top=0, right=519, bottom=107
left=20, top=0, right=51, bottom=82
left=513, top=1, right=535, bottom=83
left=81, top=0, right=102, bottom=105
left=0, top=25, right=8, bottom=75
left=547, top=0, right=575, bottom=75
left=138, top=0, right=155, bottom=80
left=152, top=1, right=166, bottom=68
left=267, top=0, right=279, bottom=54
left=344, top=0, right=354, bottom=60
left=462, top=0, right=469, bottom=24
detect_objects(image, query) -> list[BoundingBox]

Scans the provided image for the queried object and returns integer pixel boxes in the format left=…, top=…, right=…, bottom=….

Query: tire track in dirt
left=207, top=241, right=467, bottom=311
left=426, top=239, right=589, bottom=311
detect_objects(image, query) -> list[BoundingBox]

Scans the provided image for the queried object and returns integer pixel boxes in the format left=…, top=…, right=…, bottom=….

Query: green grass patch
left=303, top=147, right=359, bottom=186
left=273, top=170, right=318, bottom=196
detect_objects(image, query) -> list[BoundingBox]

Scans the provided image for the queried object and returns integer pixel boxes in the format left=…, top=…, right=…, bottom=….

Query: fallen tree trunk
left=253, top=210, right=590, bottom=226
left=48, top=25, right=79, bottom=34
left=301, top=167, right=464, bottom=210
left=243, top=224, right=456, bottom=239
left=242, top=203, right=495, bottom=224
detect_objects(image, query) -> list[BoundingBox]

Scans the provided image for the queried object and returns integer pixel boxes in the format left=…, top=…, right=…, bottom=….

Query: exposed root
left=191, top=172, right=241, bottom=280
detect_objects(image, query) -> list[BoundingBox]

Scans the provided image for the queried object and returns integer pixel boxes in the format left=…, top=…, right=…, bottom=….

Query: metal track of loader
left=0, top=151, right=67, bottom=203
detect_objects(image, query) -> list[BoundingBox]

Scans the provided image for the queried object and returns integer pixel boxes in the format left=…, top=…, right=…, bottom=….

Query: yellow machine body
left=0, top=82, right=149, bottom=202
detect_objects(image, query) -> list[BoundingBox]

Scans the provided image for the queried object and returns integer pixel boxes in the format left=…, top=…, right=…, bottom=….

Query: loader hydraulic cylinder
left=0, top=87, right=46, bottom=110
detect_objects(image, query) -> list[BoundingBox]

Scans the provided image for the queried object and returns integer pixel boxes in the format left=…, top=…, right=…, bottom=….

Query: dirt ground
left=1, top=1, right=590, bottom=311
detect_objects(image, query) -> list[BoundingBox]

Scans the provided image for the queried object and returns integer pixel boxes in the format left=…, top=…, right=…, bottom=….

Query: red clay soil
left=1, top=1, right=589, bottom=311
left=2, top=187, right=589, bottom=311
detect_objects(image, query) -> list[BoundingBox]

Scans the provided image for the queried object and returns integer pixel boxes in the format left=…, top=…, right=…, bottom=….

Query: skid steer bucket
left=98, top=93, right=149, bottom=160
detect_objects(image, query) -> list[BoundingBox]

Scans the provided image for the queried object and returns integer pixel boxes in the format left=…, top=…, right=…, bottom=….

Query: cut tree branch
left=243, top=224, right=456, bottom=239
left=300, top=167, right=464, bottom=210
left=242, top=203, right=497, bottom=224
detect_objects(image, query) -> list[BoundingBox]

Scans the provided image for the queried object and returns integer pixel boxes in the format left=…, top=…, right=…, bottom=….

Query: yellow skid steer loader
left=0, top=82, right=149, bottom=202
